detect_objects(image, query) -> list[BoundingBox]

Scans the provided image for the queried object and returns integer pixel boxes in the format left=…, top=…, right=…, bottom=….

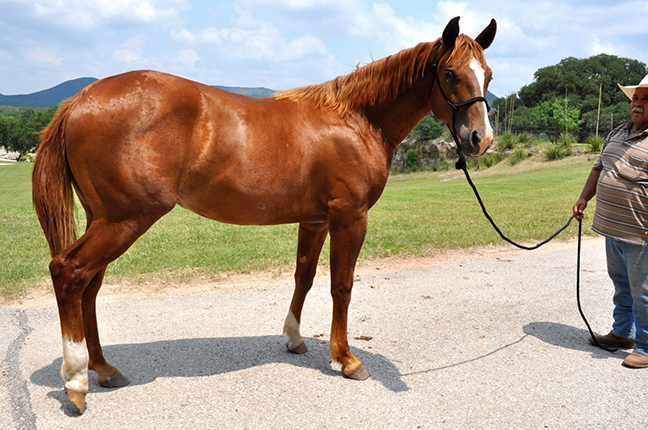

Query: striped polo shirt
left=592, top=121, right=648, bottom=244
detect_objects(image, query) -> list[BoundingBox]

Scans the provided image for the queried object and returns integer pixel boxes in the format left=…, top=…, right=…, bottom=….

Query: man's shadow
left=523, top=321, right=631, bottom=359
left=32, top=335, right=408, bottom=414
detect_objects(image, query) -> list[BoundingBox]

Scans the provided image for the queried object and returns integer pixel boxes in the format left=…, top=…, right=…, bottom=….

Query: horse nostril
left=471, top=130, right=481, bottom=148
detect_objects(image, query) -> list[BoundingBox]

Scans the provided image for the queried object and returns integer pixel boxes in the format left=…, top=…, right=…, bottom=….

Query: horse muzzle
left=459, top=126, right=493, bottom=156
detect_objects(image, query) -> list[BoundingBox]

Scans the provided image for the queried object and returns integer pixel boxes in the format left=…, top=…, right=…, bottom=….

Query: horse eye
left=444, top=70, right=455, bottom=82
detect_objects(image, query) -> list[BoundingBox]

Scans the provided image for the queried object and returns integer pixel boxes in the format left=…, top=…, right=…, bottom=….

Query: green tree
left=534, top=98, right=583, bottom=142
left=1, top=107, right=57, bottom=160
left=0, top=116, right=15, bottom=149
left=516, top=54, right=647, bottom=136
left=509, top=105, right=540, bottom=132
left=408, top=114, right=445, bottom=141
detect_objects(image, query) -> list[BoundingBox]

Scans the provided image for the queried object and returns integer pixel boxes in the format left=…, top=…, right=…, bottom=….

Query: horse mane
left=274, top=35, right=486, bottom=116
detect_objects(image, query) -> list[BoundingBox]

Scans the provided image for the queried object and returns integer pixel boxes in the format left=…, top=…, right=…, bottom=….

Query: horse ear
left=475, top=19, right=497, bottom=50
left=442, top=16, right=460, bottom=47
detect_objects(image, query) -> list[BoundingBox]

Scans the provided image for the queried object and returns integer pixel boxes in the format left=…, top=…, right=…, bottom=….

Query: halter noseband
left=429, top=41, right=491, bottom=169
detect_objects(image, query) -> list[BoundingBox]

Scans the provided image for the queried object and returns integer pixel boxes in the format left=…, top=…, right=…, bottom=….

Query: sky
left=1, top=0, right=647, bottom=97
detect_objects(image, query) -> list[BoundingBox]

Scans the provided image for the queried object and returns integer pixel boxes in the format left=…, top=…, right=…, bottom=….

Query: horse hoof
left=286, top=341, right=308, bottom=355
left=98, top=370, right=131, bottom=388
left=344, top=365, right=370, bottom=381
left=65, top=388, right=86, bottom=414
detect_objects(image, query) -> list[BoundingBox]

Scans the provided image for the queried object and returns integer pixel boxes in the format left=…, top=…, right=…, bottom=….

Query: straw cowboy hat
left=618, top=74, right=648, bottom=99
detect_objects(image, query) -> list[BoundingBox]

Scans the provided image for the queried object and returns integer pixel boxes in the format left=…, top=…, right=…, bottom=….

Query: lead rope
left=428, top=40, right=612, bottom=351
left=455, top=154, right=616, bottom=352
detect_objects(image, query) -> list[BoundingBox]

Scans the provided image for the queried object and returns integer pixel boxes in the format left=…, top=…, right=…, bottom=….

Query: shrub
left=544, top=144, right=572, bottom=161
left=508, top=148, right=528, bottom=166
left=496, top=132, right=516, bottom=152
left=405, top=150, right=419, bottom=170
left=586, top=135, right=604, bottom=153
left=516, top=132, right=535, bottom=146
left=558, top=133, right=576, bottom=146
left=468, top=152, right=504, bottom=170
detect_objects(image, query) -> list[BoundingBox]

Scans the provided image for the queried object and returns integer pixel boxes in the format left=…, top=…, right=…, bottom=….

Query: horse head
left=430, top=17, right=497, bottom=157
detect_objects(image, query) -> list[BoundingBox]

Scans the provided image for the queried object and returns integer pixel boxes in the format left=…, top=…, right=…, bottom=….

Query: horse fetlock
left=61, top=339, right=89, bottom=395
left=283, top=311, right=307, bottom=354
left=329, top=341, right=368, bottom=379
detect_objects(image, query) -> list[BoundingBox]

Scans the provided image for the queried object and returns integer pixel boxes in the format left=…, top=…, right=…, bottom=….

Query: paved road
left=2, top=237, right=647, bottom=429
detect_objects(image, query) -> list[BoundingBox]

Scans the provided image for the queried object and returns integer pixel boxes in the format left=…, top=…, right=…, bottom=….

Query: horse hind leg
left=52, top=215, right=162, bottom=413
left=83, top=268, right=130, bottom=388
left=283, top=222, right=328, bottom=354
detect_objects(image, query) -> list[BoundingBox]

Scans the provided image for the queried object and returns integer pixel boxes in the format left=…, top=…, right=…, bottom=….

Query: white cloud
left=26, top=46, right=62, bottom=66
left=111, top=34, right=147, bottom=64
left=18, top=0, right=183, bottom=31
left=281, top=34, right=328, bottom=61
left=171, top=28, right=197, bottom=43
left=175, top=48, right=199, bottom=66
left=173, top=20, right=329, bottom=63
left=95, top=0, right=173, bottom=22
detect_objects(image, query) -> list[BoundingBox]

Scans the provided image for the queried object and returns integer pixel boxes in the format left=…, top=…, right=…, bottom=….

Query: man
left=573, top=74, right=648, bottom=368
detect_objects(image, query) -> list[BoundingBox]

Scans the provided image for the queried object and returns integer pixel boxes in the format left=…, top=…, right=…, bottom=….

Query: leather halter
left=428, top=41, right=491, bottom=167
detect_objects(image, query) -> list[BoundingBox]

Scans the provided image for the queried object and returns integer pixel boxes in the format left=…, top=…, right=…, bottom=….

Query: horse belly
left=177, top=174, right=327, bottom=225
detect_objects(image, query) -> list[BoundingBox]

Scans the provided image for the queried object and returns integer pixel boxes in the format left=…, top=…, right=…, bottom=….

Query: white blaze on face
left=61, top=338, right=89, bottom=393
left=469, top=58, right=494, bottom=136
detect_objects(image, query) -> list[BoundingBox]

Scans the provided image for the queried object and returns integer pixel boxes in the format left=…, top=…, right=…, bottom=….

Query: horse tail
left=32, top=92, right=84, bottom=257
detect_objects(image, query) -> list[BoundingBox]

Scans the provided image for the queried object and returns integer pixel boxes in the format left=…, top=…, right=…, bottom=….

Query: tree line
left=492, top=53, right=648, bottom=142
left=0, top=107, right=57, bottom=160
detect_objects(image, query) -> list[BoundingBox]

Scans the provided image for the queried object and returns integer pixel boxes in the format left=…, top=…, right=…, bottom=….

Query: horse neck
left=364, top=76, right=435, bottom=149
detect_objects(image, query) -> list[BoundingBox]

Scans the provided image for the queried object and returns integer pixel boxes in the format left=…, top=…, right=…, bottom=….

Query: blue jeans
left=606, top=237, right=648, bottom=357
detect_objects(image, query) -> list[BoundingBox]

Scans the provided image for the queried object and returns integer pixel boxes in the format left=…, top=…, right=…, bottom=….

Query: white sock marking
left=283, top=311, right=304, bottom=349
left=61, top=338, right=89, bottom=393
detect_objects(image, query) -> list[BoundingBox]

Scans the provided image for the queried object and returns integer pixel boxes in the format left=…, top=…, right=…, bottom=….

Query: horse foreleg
left=284, top=222, right=329, bottom=354
left=83, top=268, right=130, bottom=388
left=328, top=212, right=369, bottom=380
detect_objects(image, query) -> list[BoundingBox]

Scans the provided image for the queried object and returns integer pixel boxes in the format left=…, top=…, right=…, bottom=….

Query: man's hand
left=573, top=200, right=587, bottom=221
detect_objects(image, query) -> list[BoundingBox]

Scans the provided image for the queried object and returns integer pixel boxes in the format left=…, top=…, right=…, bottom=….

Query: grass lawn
left=0, top=156, right=596, bottom=301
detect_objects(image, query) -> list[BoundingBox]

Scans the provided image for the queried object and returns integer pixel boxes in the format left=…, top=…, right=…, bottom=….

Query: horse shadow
left=523, top=321, right=631, bottom=360
left=32, top=335, right=408, bottom=410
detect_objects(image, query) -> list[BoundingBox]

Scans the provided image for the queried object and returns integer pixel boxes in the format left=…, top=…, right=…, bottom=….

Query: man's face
left=631, top=87, right=648, bottom=130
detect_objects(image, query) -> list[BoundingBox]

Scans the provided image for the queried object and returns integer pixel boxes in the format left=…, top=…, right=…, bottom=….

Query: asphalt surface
left=2, top=236, right=647, bottom=429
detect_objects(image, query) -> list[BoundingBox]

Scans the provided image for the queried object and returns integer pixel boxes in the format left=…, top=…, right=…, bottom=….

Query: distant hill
left=0, top=78, right=98, bottom=107
left=0, top=78, right=276, bottom=108
left=0, top=77, right=495, bottom=108
left=214, top=86, right=275, bottom=98
left=486, top=90, right=496, bottom=105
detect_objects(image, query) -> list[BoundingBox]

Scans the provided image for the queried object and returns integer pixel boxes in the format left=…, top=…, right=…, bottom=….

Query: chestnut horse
left=33, top=17, right=496, bottom=413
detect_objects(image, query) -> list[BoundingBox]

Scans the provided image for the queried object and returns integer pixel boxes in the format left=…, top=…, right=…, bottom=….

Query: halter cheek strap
left=429, top=41, right=491, bottom=168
